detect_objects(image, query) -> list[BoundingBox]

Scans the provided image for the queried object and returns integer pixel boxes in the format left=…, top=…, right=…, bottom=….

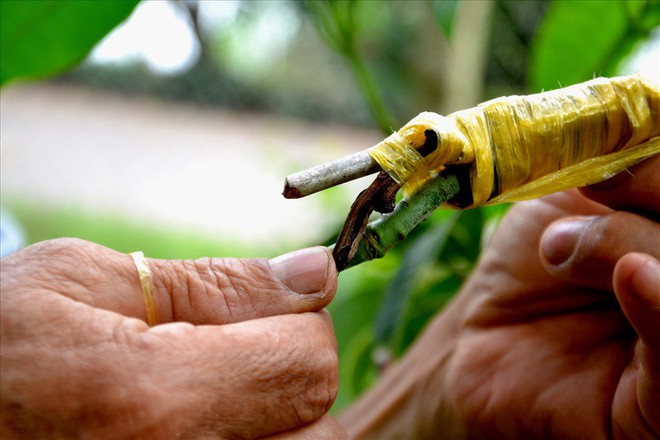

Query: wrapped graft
left=368, top=74, right=660, bottom=208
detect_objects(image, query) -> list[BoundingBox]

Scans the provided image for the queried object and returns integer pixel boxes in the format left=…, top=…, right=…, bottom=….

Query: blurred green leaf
left=530, top=0, right=660, bottom=91
left=394, top=271, right=461, bottom=353
left=639, top=0, right=660, bottom=29
left=439, top=207, right=484, bottom=268
left=4, top=197, right=257, bottom=260
left=429, top=0, right=461, bottom=39
left=340, top=326, right=378, bottom=398
left=530, top=0, right=628, bottom=90
left=303, top=0, right=356, bottom=55
left=303, top=0, right=396, bottom=132
left=1, top=0, right=139, bottom=86
left=374, top=212, right=459, bottom=347
left=329, top=261, right=392, bottom=412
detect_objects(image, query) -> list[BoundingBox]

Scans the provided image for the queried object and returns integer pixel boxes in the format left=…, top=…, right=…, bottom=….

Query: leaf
left=529, top=0, right=629, bottom=91
left=1, top=0, right=139, bottom=87
left=394, top=272, right=462, bottom=353
left=429, top=0, right=461, bottom=40
left=373, top=211, right=459, bottom=346
left=438, top=207, right=483, bottom=265
left=340, top=326, right=378, bottom=398
left=638, top=0, right=660, bottom=30
left=328, top=263, right=391, bottom=411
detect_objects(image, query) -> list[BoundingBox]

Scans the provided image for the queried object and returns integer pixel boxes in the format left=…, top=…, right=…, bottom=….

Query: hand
left=1, top=240, right=346, bottom=439
left=341, top=155, right=659, bottom=439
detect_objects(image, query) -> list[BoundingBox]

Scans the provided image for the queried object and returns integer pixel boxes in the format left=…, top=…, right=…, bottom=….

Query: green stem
left=305, top=0, right=396, bottom=133
left=339, top=172, right=460, bottom=270
left=345, top=46, right=397, bottom=134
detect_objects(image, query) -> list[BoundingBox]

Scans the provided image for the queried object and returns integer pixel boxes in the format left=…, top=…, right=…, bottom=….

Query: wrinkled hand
left=342, top=156, right=659, bottom=439
left=1, top=240, right=346, bottom=439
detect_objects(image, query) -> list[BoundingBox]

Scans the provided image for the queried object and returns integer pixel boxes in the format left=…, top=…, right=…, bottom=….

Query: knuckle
left=319, top=348, right=340, bottom=410
left=26, top=238, right=90, bottom=262
left=286, top=347, right=339, bottom=423
left=207, top=258, right=260, bottom=318
left=266, top=316, right=339, bottom=422
left=152, top=259, right=187, bottom=318
left=299, top=322, right=339, bottom=416
left=157, top=256, right=276, bottom=324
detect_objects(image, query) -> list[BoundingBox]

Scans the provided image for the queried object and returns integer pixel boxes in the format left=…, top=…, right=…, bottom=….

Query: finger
left=263, top=415, right=348, bottom=439
left=7, top=237, right=337, bottom=327
left=540, top=212, right=660, bottom=291
left=143, top=247, right=338, bottom=325
left=613, top=253, right=660, bottom=435
left=35, top=238, right=338, bottom=325
left=139, top=311, right=339, bottom=439
left=580, top=154, right=660, bottom=219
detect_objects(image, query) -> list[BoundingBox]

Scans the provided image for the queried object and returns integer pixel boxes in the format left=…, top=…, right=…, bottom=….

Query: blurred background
left=2, top=0, right=659, bottom=412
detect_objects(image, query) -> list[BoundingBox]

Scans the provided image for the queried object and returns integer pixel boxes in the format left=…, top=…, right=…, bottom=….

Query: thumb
left=613, top=252, right=660, bottom=434
left=141, top=246, right=338, bottom=325
left=9, top=239, right=337, bottom=326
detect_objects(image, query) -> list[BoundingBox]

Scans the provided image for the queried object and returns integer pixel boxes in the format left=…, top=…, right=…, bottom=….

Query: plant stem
left=338, top=172, right=460, bottom=270
left=345, top=46, right=397, bottom=134
left=306, top=0, right=396, bottom=133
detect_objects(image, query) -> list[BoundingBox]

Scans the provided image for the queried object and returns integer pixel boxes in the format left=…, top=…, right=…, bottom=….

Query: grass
left=3, top=197, right=262, bottom=260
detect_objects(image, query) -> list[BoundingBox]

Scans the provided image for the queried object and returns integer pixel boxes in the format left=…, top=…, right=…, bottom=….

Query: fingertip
left=270, top=247, right=338, bottom=299
left=614, top=253, right=660, bottom=348
left=615, top=253, right=660, bottom=308
left=540, top=217, right=593, bottom=266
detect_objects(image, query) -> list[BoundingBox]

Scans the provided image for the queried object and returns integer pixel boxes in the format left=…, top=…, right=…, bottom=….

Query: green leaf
left=373, top=211, right=459, bottom=346
left=329, top=262, right=391, bottom=412
left=438, top=207, right=484, bottom=266
left=1, top=0, right=139, bottom=87
left=340, top=326, right=378, bottom=398
left=529, top=0, right=629, bottom=91
left=394, top=272, right=461, bottom=353
left=638, top=0, right=660, bottom=30
left=429, top=0, right=461, bottom=40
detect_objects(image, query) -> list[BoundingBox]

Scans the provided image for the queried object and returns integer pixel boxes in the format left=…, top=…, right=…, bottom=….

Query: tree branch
left=334, top=172, right=460, bottom=271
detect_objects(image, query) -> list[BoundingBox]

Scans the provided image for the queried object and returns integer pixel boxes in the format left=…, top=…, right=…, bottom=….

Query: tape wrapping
left=367, top=74, right=660, bottom=208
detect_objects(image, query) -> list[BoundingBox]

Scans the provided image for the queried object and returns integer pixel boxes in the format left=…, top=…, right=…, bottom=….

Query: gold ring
left=130, top=251, right=160, bottom=326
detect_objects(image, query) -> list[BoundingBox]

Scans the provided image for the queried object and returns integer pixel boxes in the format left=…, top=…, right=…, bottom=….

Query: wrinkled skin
left=1, top=243, right=347, bottom=439
left=341, top=156, right=660, bottom=439
left=2, top=156, right=658, bottom=439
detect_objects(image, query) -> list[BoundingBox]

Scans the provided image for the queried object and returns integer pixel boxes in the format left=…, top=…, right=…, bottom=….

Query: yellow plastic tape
left=367, top=74, right=660, bottom=208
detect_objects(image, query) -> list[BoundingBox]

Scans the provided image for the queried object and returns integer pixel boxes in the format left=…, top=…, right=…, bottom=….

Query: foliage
left=0, top=0, right=138, bottom=87
left=430, top=0, right=461, bottom=40
left=5, top=198, right=256, bottom=260
left=308, top=0, right=658, bottom=411
left=2, top=0, right=657, bottom=415
left=302, top=0, right=396, bottom=132
left=530, top=0, right=660, bottom=90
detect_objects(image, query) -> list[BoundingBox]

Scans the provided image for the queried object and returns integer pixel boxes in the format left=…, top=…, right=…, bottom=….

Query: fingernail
left=630, top=257, right=660, bottom=305
left=270, top=247, right=330, bottom=294
left=541, top=217, right=592, bottom=265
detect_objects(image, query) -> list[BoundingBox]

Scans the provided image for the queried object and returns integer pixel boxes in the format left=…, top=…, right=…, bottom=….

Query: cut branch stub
left=339, top=171, right=460, bottom=271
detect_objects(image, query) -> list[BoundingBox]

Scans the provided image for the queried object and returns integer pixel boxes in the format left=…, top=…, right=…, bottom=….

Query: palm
left=456, top=288, right=632, bottom=438
left=342, top=160, right=659, bottom=439
left=446, top=190, right=648, bottom=438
